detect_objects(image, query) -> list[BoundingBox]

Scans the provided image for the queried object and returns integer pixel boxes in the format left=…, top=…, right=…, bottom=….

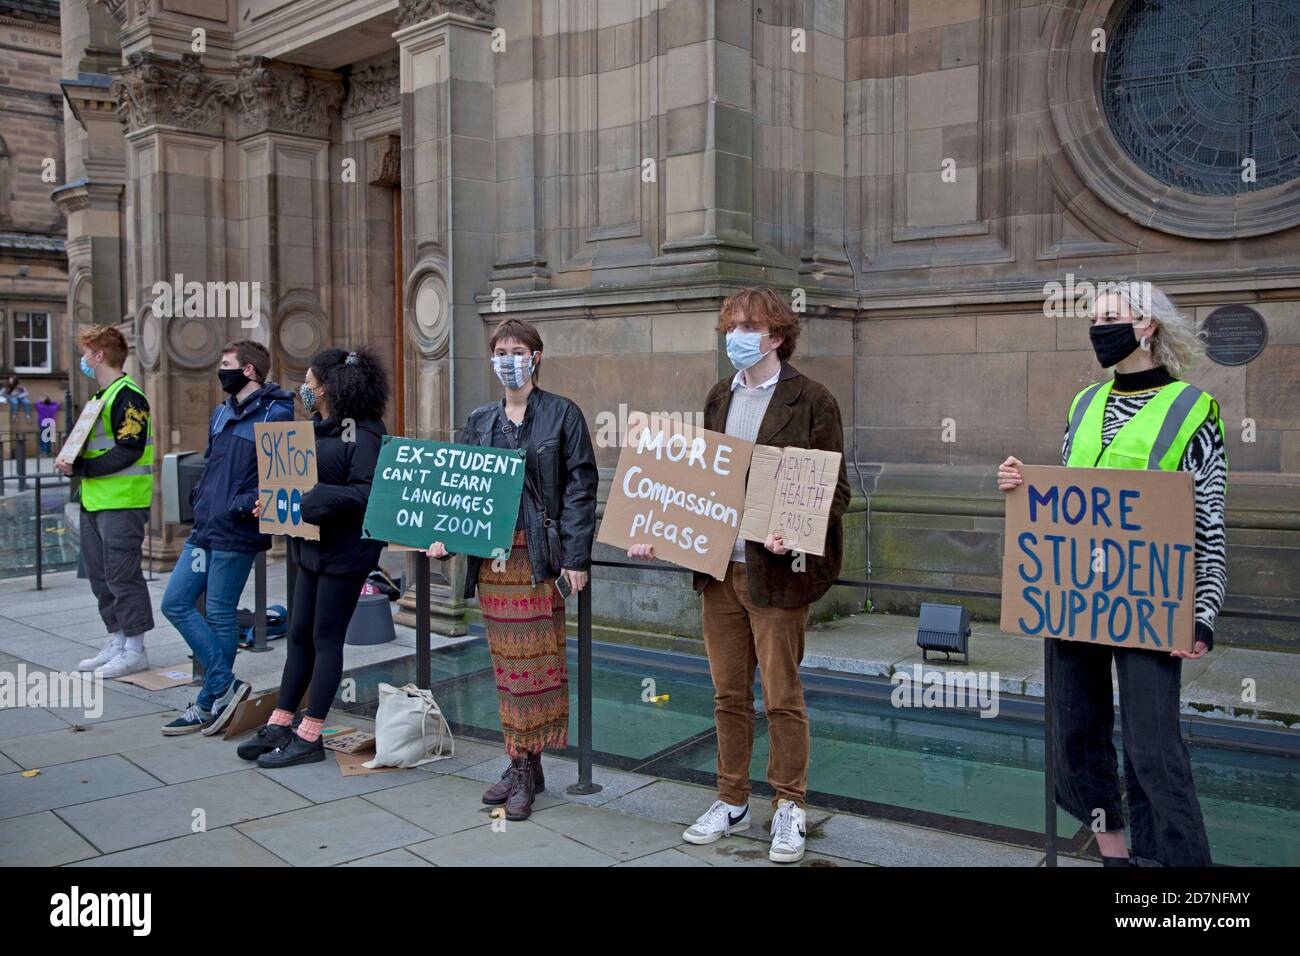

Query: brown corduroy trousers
left=701, top=561, right=810, bottom=808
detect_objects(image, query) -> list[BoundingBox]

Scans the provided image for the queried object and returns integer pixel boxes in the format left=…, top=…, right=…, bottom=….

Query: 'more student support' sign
left=597, top=415, right=754, bottom=580
left=362, top=436, right=526, bottom=559
left=1000, top=465, right=1196, bottom=653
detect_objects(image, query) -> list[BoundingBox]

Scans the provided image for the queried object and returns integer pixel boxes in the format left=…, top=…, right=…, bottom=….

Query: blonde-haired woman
left=998, top=281, right=1227, bottom=867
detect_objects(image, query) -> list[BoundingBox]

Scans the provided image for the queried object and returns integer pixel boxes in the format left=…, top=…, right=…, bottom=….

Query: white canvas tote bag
left=364, top=682, right=455, bottom=769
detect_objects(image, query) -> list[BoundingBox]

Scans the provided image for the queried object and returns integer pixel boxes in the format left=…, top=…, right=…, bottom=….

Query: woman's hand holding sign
left=997, top=456, right=1023, bottom=491
left=627, top=544, right=656, bottom=561
left=764, top=531, right=789, bottom=555
left=426, top=541, right=449, bottom=559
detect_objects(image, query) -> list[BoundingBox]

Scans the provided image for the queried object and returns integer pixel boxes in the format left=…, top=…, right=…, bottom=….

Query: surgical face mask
left=725, top=329, right=770, bottom=371
left=80, top=354, right=97, bottom=379
left=492, top=353, right=535, bottom=390
left=1089, top=322, right=1141, bottom=369
left=219, top=368, right=250, bottom=395
left=299, top=382, right=318, bottom=411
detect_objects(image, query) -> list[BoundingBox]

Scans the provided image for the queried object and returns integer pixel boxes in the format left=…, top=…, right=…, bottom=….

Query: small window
left=13, top=311, right=51, bottom=373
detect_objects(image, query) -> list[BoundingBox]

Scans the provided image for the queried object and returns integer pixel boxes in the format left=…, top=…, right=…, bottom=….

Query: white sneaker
left=769, top=799, right=806, bottom=863
left=78, top=637, right=124, bottom=672
left=99, top=649, right=150, bottom=679
left=682, top=799, right=750, bottom=845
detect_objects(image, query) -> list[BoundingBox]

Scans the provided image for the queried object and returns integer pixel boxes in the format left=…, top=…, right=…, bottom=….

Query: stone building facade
left=1, top=0, right=67, bottom=452
left=51, top=0, right=1300, bottom=646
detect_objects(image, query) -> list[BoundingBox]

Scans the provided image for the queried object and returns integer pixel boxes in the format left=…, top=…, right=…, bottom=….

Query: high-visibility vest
left=1063, top=379, right=1226, bottom=472
left=81, top=374, right=154, bottom=511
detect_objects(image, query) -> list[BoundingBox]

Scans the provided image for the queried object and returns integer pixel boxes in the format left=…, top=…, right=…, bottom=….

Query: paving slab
left=0, top=754, right=161, bottom=820
left=253, top=754, right=433, bottom=803
left=0, top=810, right=100, bottom=866
left=55, top=768, right=309, bottom=854
left=119, top=735, right=256, bottom=785
left=806, top=812, right=1042, bottom=866
left=614, top=847, right=712, bottom=867
left=235, top=796, right=433, bottom=867
left=68, top=826, right=290, bottom=867
left=456, top=753, right=656, bottom=808
left=408, top=736, right=509, bottom=776
left=407, top=818, right=618, bottom=867
left=530, top=801, right=686, bottom=862
left=337, top=847, right=434, bottom=867
left=0, top=705, right=69, bottom=742
left=675, top=838, right=865, bottom=867
left=362, top=772, right=529, bottom=837
left=1182, top=647, right=1300, bottom=726
left=0, top=751, right=20, bottom=774
left=0, top=712, right=187, bottom=768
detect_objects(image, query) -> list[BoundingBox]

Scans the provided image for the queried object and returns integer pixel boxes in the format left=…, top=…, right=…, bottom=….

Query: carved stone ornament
left=96, top=0, right=159, bottom=27
left=110, top=53, right=237, bottom=136
left=396, top=0, right=495, bottom=30
left=343, top=59, right=400, bottom=119
left=236, top=57, right=344, bottom=139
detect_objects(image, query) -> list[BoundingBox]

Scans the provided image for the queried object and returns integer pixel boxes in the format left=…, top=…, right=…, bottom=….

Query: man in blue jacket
left=160, top=340, right=295, bottom=735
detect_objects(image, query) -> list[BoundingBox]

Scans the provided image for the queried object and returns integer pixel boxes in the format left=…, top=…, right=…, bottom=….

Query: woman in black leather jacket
left=427, top=318, right=597, bottom=820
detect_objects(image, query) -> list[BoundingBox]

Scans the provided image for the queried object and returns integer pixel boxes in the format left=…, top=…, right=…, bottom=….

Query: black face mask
left=218, top=368, right=251, bottom=395
left=1089, top=323, right=1140, bottom=369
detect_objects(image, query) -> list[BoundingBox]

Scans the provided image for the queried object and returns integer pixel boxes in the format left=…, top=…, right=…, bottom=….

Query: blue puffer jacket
left=188, top=382, right=296, bottom=553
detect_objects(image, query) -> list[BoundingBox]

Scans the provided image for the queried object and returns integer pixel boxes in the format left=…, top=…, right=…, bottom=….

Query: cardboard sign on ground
left=739, top=444, right=842, bottom=556
left=55, top=398, right=105, bottom=465
left=255, top=420, right=320, bottom=541
left=362, top=435, right=526, bottom=558
left=113, top=666, right=191, bottom=690
left=336, top=749, right=401, bottom=776
left=596, top=414, right=754, bottom=580
left=222, top=690, right=279, bottom=739
left=1000, top=464, right=1196, bottom=653
left=324, top=731, right=376, bottom=754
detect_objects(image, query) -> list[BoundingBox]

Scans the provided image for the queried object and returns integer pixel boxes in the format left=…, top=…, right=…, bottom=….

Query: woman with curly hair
left=240, top=347, right=390, bottom=768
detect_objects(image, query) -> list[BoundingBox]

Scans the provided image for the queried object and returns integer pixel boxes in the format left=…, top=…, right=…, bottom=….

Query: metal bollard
left=415, top=553, right=430, bottom=690
left=248, top=550, right=270, bottom=652
left=1043, top=640, right=1057, bottom=867
left=34, top=476, right=43, bottom=591
left=567, top=583, right=601, bottom=795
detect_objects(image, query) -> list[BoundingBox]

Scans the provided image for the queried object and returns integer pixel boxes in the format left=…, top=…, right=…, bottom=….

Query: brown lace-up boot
left=528, top=749, right=545, bottom=793
left=482, top=760, right=517, bottom=805
left=504, top=755, right=535, bottom=821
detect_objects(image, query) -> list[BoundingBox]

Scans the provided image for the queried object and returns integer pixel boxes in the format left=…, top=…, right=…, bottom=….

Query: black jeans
left=1048, top=639, right=1212, bottom=866
left=276, top=567, right=367, bottom=720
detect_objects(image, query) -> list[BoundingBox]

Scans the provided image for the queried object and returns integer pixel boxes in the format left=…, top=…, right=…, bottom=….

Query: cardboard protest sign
left=255, top=421, right=320, bottom=540
left=740, top=444, right=842, bottom=556
left=597, top=414, right=753, bottom=580
left=55, top=398, right=105, bottom=465
left=361, top=435, right=526, bottom=559
left=1000, top=465, right=1196, bottom=653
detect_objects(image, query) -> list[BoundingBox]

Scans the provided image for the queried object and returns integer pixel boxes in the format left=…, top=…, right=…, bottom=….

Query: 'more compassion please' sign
left=597, top=415, right=754, bottom=580
left=362, top=436, right=526, bottom=558
left=1000, top=465, right=1196, bottom=653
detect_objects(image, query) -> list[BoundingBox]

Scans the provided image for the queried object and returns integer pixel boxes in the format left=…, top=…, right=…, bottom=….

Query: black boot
left=257, top=732, right=325, bottom=768
left=1102, top=855, right=1135, bottom=867
left=237, top=723, right=295, bottom=761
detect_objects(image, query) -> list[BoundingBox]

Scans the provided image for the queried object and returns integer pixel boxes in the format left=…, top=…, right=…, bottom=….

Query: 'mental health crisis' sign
left=362, top=436, right=527, bottom=558
left=1000, top=465, right=1196, bottom=653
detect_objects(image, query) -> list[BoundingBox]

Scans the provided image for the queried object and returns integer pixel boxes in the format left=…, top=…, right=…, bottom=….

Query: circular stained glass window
left=1101, top=0, right=1300, bottom=197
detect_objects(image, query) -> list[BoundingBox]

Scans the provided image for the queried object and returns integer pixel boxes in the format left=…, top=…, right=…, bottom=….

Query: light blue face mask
left=492, top=353, right=535, bottom=390
left=725, top=329, right=770, bottom=371
left=80, top=356, right=96, bottom=379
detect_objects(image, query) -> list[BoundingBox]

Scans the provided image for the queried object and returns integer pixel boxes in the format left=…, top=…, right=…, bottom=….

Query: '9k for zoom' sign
left=255, top=422, right=319, bottom=541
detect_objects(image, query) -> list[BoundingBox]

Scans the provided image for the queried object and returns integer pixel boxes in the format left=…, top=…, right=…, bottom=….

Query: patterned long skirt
left=476, top=529, right=569, bottom=757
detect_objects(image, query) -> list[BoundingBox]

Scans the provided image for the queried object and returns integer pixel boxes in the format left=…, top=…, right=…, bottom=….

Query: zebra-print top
left=1060, top=367, right=1227, bottom=644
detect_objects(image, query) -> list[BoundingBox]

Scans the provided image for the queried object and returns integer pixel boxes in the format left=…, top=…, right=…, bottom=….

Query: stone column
left=232, top=57, right=344, bottom=384
left=392, top=0, right=497, bottom=635
left=108, top=52, right=238, bottom=565
left=652, top=0, right=767, bottom=281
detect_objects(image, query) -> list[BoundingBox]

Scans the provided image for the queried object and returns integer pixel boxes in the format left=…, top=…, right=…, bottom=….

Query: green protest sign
left=362, top=435, right=527, bottom=558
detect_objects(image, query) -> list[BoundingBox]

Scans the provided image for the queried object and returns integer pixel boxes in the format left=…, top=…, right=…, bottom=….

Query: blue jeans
left=162, top=541, right=257, bottom=711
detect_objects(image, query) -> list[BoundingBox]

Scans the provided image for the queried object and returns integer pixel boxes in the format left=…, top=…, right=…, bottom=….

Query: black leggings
left=277, top=567, right=367, bottom=720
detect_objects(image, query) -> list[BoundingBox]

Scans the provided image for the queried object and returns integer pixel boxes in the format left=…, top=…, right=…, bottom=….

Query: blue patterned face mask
left=725, top=330, right=770, bottom=371
left=299, top=382, right=317, bottom=411
left=492, top=353, right=535, bottom=390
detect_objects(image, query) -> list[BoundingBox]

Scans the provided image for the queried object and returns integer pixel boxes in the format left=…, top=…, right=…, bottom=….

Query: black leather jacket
left=452, top=387, right=598, bottom=597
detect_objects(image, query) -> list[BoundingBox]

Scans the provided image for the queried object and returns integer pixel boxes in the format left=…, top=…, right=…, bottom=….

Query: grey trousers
left=79, top=507, right=154, bottom=638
